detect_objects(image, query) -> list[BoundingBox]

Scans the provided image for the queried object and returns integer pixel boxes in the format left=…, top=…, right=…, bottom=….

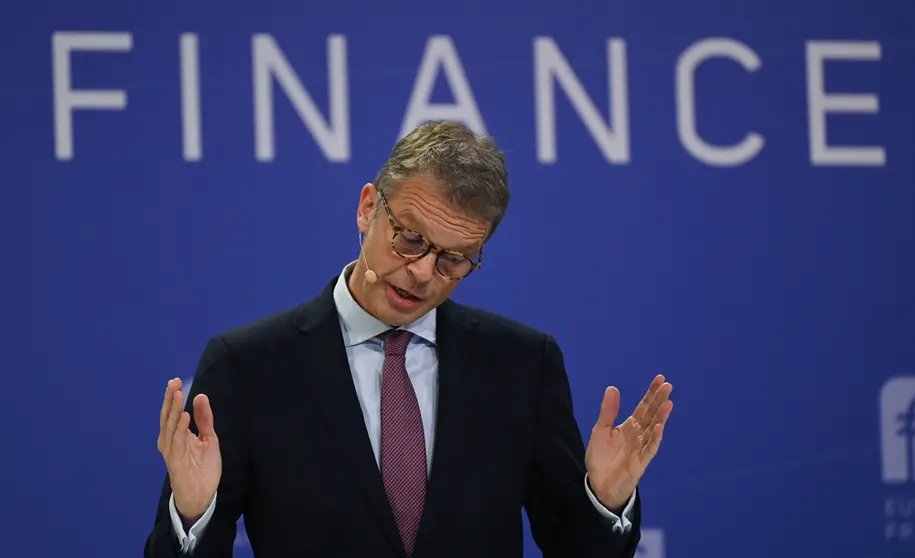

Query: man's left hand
left=585, top=375, right=673, bottom=511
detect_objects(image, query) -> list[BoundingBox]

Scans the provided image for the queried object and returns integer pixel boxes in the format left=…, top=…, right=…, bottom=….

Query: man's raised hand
left=584, top=375, right=673, bottom=511
left=157, top=378, right=222, bottom=523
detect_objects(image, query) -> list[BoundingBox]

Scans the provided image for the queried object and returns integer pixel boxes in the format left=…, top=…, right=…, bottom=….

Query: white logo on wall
left=880, top=376, right=915, bottom=543
left=636, top=528, right=664, bottom=558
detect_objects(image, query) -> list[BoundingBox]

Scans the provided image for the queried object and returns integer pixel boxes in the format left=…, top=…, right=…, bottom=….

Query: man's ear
left=356, top=183, right=377, bottom=234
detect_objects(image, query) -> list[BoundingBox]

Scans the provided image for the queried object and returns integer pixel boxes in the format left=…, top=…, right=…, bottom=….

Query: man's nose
left=407, top=252, right=437, bottom=282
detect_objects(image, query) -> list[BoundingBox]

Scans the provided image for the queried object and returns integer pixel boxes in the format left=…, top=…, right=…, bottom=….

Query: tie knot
left=379, top=329, right=413, bottom=356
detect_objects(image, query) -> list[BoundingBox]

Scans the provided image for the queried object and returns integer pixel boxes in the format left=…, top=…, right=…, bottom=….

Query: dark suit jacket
left=144, top=275, right=641, bottom=557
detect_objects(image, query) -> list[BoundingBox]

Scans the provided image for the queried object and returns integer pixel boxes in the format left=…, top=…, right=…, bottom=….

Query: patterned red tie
left=378, top=329, right=426, bottom=556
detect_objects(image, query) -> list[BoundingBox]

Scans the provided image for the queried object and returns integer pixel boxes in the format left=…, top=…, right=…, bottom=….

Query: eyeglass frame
left=375, top=188, right=483, bottom=280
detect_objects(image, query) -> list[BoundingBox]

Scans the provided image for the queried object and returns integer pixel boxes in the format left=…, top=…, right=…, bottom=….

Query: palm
left=172, top=425, right=222, bottom=507
left=158, top=379, right=222, bottom=520
left=585, top=375, right=673, bottom=510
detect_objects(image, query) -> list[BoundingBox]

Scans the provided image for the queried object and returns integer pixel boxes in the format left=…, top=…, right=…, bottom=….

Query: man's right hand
left=158, top=377, right=222, bottom=523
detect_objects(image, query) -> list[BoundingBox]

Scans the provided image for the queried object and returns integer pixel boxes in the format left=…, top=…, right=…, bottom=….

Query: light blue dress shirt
left=170, top=263, right=636, bottom=553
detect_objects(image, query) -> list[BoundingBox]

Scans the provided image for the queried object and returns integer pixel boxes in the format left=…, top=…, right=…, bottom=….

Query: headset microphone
left=363, top=261, right=377, bottom=284
left=359, top=232, right=378, bottom=284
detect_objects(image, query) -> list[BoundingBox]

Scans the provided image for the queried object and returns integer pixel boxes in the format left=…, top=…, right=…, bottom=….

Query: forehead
left=384, top=178, right=488, bottom=252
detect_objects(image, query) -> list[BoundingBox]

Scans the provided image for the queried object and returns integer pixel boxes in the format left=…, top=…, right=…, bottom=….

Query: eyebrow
left=396, top=211, right=480, bottom=255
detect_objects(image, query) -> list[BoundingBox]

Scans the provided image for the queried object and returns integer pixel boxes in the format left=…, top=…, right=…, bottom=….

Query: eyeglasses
left=377, top=189, right=483, bottom=280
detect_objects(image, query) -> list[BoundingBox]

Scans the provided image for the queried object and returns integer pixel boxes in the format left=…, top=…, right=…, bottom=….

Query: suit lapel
left=414, top=300, right=481, bottom=555
left=292, top=279, right=406, bottom=557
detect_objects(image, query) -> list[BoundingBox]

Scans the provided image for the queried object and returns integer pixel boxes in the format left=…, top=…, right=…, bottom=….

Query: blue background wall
left=2, top=1, right=913, bottom=556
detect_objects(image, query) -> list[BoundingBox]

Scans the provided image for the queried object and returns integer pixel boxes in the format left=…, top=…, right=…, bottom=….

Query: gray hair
left=372, top=120, right=510, bottom=241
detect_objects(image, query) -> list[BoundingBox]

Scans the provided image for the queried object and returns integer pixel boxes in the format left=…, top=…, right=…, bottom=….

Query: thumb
left=596, top=386, right=620, bottom=429
left=193, top=394, right=217, bottom=438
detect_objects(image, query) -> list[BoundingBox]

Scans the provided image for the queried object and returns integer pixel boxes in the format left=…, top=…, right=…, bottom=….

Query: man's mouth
left=391, top=285, right=422, bottom=302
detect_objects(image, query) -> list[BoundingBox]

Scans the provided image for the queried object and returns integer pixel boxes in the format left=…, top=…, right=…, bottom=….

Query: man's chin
left=381, top=307, right=423, bottom=325
left=377, top=301, right=429, bottom=326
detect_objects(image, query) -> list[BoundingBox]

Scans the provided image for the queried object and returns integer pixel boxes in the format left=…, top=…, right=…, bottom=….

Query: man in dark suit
left=145, top=120, right=674, bottom=558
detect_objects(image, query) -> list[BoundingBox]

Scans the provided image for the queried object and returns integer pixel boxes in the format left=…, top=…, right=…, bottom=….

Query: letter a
left=399, top=36, right=486, bottom=138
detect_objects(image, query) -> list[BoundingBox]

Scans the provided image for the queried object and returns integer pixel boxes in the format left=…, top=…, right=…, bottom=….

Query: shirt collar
left=332, top=261, right=437, bottom=347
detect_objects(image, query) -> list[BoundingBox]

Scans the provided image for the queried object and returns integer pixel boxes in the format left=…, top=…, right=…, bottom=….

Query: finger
left=194, top=394, right=217, bottom=439
left=159, top=379, right=179, bottom=437
left=158, top=378, right=181, bottom=452
left=171, top=411, right=192, bottom=459
left=641, top=400, right=671, bottom=463
left=641, top=400, right=673, bottom=454
left=595, top=386, right=621, bottom=429
left=633, top=375, right=664, bottom=424
left=640, top=380, right=672, bottom=429
left=163, top=388, right=184, bottom=455
left=650, top=396, right=674, bottom=426
left=641, top=397, right=672, bottom=445
left=641, top=423, right=665, bottom=463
